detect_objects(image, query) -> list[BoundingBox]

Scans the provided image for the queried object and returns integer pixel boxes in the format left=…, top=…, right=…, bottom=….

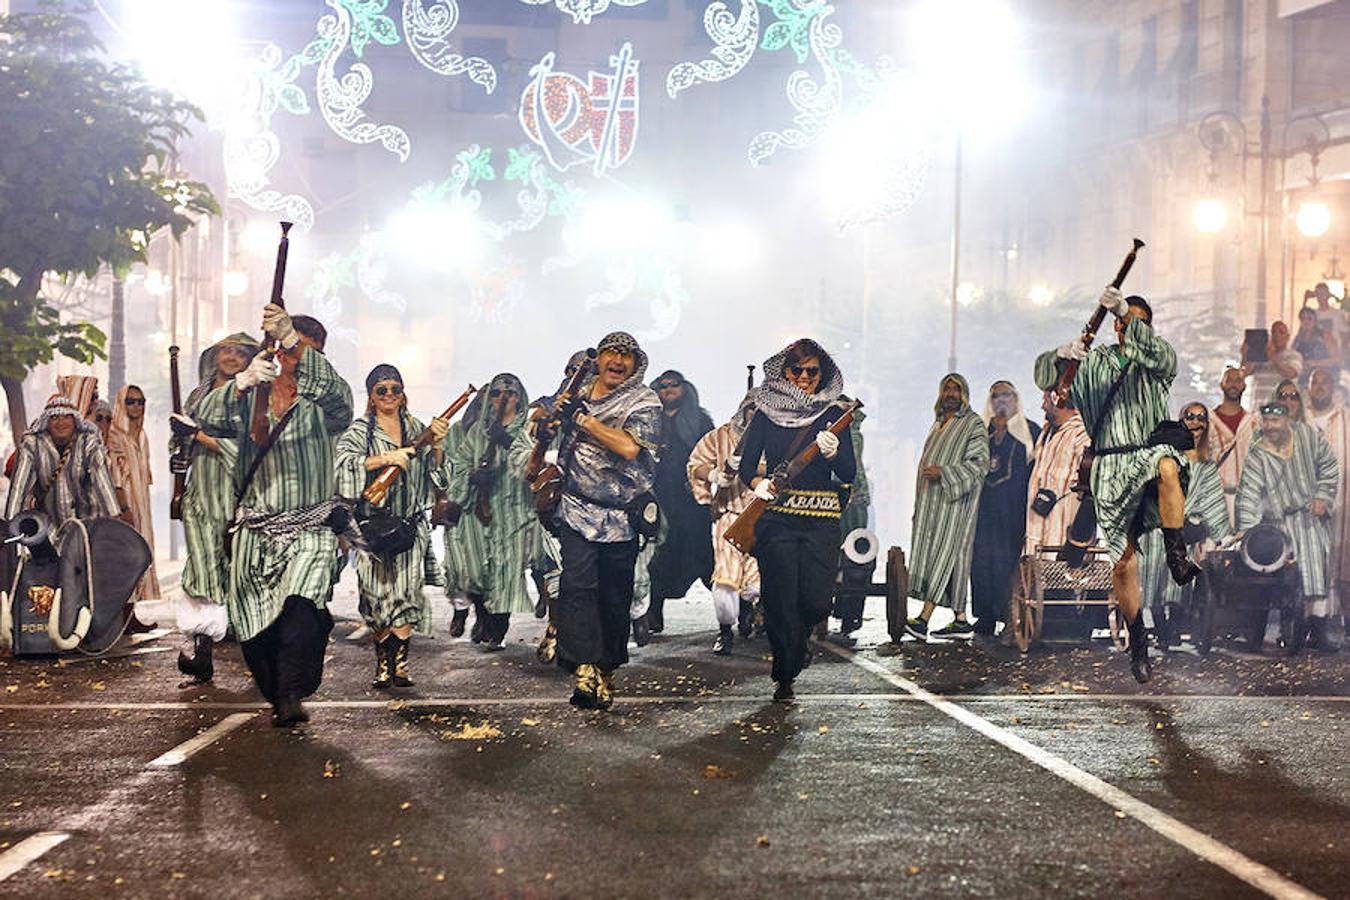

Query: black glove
left=558, top=396, right=588, bottom=423
left=469, top=466, right=497, bottom=490
left=488, top=422, right=514, bottom=448
left=1180, top=516, right=1209, bottom=546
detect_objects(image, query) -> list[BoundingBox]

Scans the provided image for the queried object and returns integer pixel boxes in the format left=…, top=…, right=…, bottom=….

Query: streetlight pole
left=948, top=131, right=963, bottom=373
left=1256, top=95, right=1271, bottom=326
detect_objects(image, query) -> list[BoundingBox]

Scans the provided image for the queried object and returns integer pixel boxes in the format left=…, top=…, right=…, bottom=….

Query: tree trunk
left=3, top=375, right=28, bottom=450
left=109, top=275, right=126, bottom=395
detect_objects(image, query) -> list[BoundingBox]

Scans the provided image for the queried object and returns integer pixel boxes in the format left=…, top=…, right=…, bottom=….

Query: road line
left=2, top=693, right=1348, bottom=712
left=147, top=713, right=256, bottom=767
left=824, top=643, right=1324, bottom=900
left=0, top=833, right=70, bottom=881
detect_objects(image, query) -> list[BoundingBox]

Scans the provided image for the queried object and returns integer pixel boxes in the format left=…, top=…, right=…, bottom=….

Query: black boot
left=371, top=637, right=392, bottom=690
left=631, top=615, right=651, bottom=647
left=773, top=679, right=795, bottom=702
left=484, top=613, right=509, bottom=652
left=713, top=624, right=734, bottom=655
left=176, top=634, right=214, bottom=684
left=737, top=599, right=754, bottom=638
left=272, top=696, right=309, bottom=727
left=470, top=596, right=487, bottom=643
left=1161, top=527, right=1200, bottom=585
left=1306, top=616, right=1331, bottom=652
left=648, top=597, right=665, bottom=633
left=390, top=635, right=414, bottom=688
left=1151, top=605, right=1171, bottom=650
left=1127, top=613, right=1152, bottom=684
left=449, top=607, right=469, bottom=638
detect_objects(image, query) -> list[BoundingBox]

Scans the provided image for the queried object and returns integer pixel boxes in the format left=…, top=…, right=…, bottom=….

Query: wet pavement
left=0, top=575, right=1346, bottom=899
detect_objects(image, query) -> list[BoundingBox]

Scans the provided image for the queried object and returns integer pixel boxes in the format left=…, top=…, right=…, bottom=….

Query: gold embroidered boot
left=570, top=664, right=599, bottom=709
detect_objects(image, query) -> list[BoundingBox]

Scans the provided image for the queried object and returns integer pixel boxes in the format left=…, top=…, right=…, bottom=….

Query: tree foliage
left=0, top=0, right=219, bottom=436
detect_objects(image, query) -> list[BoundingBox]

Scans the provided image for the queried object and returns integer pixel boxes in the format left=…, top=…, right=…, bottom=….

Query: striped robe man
left=196, top=345, right=354, bottom=643
left=447, top=410, right=539, bottom=616
left=908, top=375, right=990, bottom=612
left=1236, top=422, right=1339, bottom=600
left=5, top=415, right=120, bottom=523
left=1314, top=407, right=1350, bottom=611
left=1034, top=316, right=1186, bottom=562
left=1211, top=409, right=1257, bottom=521
left=1138, top=460, right=1230, bottom=609
left=1023, top=410, right=1091, bottom=556
left=335, top=413, right=443, bottom=634
left=439, top=396, right=483, bottom=610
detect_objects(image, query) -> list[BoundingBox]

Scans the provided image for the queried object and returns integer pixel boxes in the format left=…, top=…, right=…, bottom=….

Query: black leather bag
left=626, top=492, right=662, bottom=541
left=1030, top=488, right=1058, bottom=518
left=357, top=506, right=419, bottom=560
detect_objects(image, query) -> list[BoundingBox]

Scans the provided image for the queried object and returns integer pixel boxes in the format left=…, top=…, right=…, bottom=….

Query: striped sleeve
left=1120, top=317, right=1176, bottom=383
left=84, top=435, right=123, bottom=517
left=334, top=420, right=370, bottom=502
left=939, top=415, right=991, bottom=498
left=295, top=347, right=354, bottom=435
left=4, top=438, right=37, bottom=518
left=1314, top=429, right=1339, bottom=507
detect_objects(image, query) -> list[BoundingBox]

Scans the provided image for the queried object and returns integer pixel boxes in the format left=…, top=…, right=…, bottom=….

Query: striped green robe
left=908, top=408, right=990, bottom=611
left=1035, top=317, right=1186, bottom=562
left=1138, top=460, right=1229, bottom=607
left=335, top=414, right=442, bottom=633
left=440, top=420, right=474, bottom=595
left=447, top=415, right=539, bottom=614
left=196, top=347, right=354, bottom=642
left=1236, top=423, right=1339, bottom=598
left=180, top=435, right=239, bottom=603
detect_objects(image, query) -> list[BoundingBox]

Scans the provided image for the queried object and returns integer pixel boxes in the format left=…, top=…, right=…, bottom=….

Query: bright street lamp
left=1193, top=198, right=1228, bottom=234
left=1296, top=201, right=1331, bottom=238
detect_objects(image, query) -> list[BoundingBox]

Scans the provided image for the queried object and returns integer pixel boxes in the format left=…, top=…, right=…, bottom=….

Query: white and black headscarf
left=585, top=331, right=658, bottom=424
left=753, top=338, right=844, bottom=428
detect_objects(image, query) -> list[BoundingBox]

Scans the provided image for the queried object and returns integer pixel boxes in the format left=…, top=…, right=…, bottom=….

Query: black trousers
left=753, top=516, right=840, bottom=683
left=240, top=595, right=334, bottom=706
left=557, top=525, right=639, bottom=673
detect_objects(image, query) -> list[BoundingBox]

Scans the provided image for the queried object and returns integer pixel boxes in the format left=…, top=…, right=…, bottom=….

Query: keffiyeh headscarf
left=28, top=393, right=96, bottom=437
left=586, top=331, right=657, bottom=422
left=933, top=373, right=971, bottom=419
left=981, top=380, right=1036, bottom=460
left=754, top=338, right=844, bottom=428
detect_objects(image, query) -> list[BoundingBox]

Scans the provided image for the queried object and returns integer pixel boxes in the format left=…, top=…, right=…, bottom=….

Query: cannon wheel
left=1009, top=558, right=1042, bottom=653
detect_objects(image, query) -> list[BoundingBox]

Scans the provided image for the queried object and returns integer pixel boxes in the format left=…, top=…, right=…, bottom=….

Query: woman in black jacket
left=739, top=339, right=856, bottom=701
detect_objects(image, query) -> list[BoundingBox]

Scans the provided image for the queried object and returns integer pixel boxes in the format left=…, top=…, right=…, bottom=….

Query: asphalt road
left=0, top=574, right=1346, bottom=899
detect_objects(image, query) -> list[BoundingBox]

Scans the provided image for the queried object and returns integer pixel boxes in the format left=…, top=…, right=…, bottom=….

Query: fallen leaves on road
left=323, top=759, right=342, bottom=779
left=445, top=722, right=503, bottom=741
left=904, top=865, right=922, bottom=877
left=756, top=835, right=770, bottom=847
left=701, top=764, right=734, bottom=779
left=521, top=718, right=540, bottom=727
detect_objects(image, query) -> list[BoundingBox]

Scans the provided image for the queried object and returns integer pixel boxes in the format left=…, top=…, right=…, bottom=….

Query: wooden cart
left=1009, top=545, right=1121, bottom=653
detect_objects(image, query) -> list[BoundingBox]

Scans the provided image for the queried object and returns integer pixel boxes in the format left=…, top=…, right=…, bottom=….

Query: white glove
left=262, top=303, right=299, bottom=349
left=427, top=416, right=450, bottom=444
left=815, top=430, right=839, bottom=459
left=1098, top=286, right=1128, bottom=317
left=543, top=449, right=559, bottom=466
left=1056, top=337, right=1089, bottom=361
left=753, top=479, right=777, bottom=502
left=234, top=353, right=277, bottom=391
left=372, top=447, right=416, bottom=471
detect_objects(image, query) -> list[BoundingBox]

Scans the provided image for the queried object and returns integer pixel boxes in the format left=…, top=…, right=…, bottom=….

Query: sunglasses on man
left=124, top=397, right=146, bottom=406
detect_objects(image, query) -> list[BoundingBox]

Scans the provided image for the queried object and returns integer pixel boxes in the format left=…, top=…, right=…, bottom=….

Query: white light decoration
left=355, top=233, right=408, bottom=313
left=315, top=0, right=412, bottom=161
left=402, top=0, right=498, bottom=93
left=1027, top=284, right=1054, bottom=307
left=223, top=270, right=250, bottom=297
left=907, top=0, right=1028, bottom=134
left=584, top=256, right=686, bottom=344
left=518, top=0, right=651, bottom=25
left=666, top=0, right=759, bottom=97
left=1296, top=200, right=1331, bottom=238
left=1193, top=198, right=1228, bottom=234
left=519, top=43, right=641, bottom=176
left=747, top=4, right=846, bottom=166
left=956, top=281, right=982, bottom=307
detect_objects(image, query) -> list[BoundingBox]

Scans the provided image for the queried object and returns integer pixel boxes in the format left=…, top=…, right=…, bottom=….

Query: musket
left=710, top=363, right=758, bottom=517
left=168, top=344, right=187, bottom=521
left=248, top=221, right=294, bottom=446
left=362, top=384, right=478, bottom=506
left=527, top=349, right=598, bottom=524
left=724, top=399, right=861, bottom=555
left=1052, top=238, right=1144, bottom=408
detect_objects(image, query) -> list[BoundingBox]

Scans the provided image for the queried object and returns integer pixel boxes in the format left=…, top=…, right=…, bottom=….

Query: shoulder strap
left=1088, top=361, right=1132, bottom=448
left=234, top=403, right=300, bottom=510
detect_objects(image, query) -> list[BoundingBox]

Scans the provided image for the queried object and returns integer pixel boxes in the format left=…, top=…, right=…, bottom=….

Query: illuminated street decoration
left=585, top=257, right=687, bottom=344
left=305, top=251, right=364, bottom=349
left=470, top=258, right=530, bottom=323
left=402, top=0, right=498, bottom=93
left=666, top=0, right=759, bottom=97
left=517, top=0, right=651, bottom=25
left=669, top=1, right=888, bottom=168
left=223, top=43, right=316, bottom=231
left=519, top=42, right=641, bottom=176
left=411, top=144, right=583, bottom=241
left=316, top=0, right=412, bottom=161
left=356, top=232, right=408, bottom=313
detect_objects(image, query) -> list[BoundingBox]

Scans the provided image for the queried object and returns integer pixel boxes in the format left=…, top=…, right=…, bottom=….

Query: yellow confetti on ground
left=445, top=722, right=503, bottom=741
left=905, top=865, right=922, bottom=877
left=756, top=835, right=770, bottom=847
left=521, top=718, right=540, bottom=727
left=817, top=725, right=830, bottom=735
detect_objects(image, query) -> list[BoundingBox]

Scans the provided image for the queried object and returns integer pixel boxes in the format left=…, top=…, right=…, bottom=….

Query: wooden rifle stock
left=710, top=363, right=758, bottom=517
left=527, top=351, right=598, bottom=524
left=249, top=221, right=294, bottom=446
left=168, top=344, right=186, bottom=521
left=1052, top=238, right=1145, bottom=409
left=724, top=400, right=861, bottom=555
left=362, top=384, right=478, bottom=505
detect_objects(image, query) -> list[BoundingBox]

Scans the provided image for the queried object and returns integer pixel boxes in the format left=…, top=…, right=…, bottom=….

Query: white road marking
left=0, top=832, right=70, bottom=881
left=825, top=643, right=1325, bottom=900
left=1, top=693, right=1347, bottom=712
left=147, top=713, right=256, bottom=767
